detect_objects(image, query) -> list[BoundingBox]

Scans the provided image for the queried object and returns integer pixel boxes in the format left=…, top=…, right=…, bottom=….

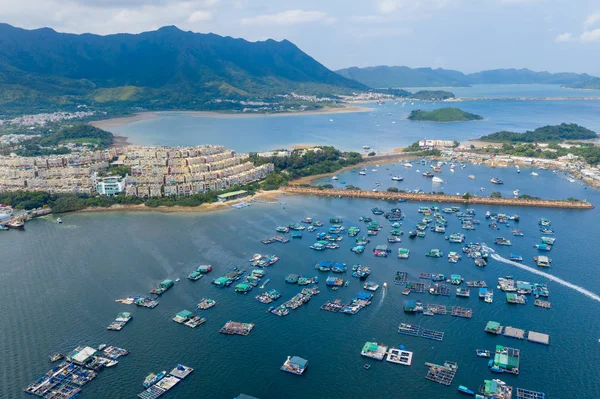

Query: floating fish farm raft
left=360, top=342, right=388, bottom=360
left=534, top=299, right=551, bottom=308
left=115, top=295, right=159, bottom=308
left=405, top=281, right=425, bottom=292
left=320, top=299, right=345, bottom=312
left=451, top=306, right=473, bottom=318
left=485, top=321, right=550, bottom=345
left=386, top=348, right=413, bottom=366
left=424, top=361, right=458, bottom=386
left=516, top=387, right=546, bottom=399
left=281, top=356, right=308, bottom=375
left=394, top=271, right=408, bottom=284
left=25, top=346, right=129, bottom=398
left=491, top=345, right=520, bottom=375
left=466, top=280, right=487, bottom=287
left=398, top=323, right=444, bottom=341
left=137, top=365, right=194, bottom=399
left=261, top=236, right=289, bottom=244
left=219, top=321, right=255, bottom=336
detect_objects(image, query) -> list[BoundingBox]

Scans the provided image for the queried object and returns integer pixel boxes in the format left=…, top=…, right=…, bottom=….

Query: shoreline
left=89, top=105, right=372, bottom=131
left=74, top=190, right=286, bottom=214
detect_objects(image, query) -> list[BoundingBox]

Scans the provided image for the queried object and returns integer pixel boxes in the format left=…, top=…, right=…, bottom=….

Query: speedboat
left=531, top=172, right=539, bottom=176
left=432, top=177, right=443, bottom=183
left=56, top=217, right=63, bottom=224
left=391, top=176, right=404, bottom=181
left=490, top=177, right=503, bottom=185
left=359, top=171, right=366, bottom=176
left=332, top=176, right=338, bottom=180
left=468, top=175, right=475, bottom=179
left=403, top=163, right=413, bottom=168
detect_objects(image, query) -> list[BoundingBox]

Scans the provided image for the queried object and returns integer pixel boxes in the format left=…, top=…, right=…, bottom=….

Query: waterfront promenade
left=282, top=187, right=594, bottom=209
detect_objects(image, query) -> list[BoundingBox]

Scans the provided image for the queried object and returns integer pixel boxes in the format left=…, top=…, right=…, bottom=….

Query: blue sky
left=2, top=0, right=599, bottom=74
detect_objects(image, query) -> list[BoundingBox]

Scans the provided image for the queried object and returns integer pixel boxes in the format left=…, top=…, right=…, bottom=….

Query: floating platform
left=425, top=361, right=457, bottom=386
left=485, top=321, right=503, bottom=334
left=451, top=306, right=473, bottom=318
left=261, top=236, right=289, bottom=244
left=421, top=328, right=445, bottom=341
left=137, top=365, right=193, bottom=399
left=361, top=342, right=388, bottom=360
left=516, top=387, right=546, bottom=399
left=467, top=280, right=487, bottom=288
left=320, top=299, right=345, bottom=312
left=219, top=321, right=254, bottom=336
left=419, top=272, right=432, bottom=279
left=503, top=326, right=526, bottom=340
left=25, top=361, right=95, bottom=398
left=394, top=271, right=408, bottom=284
left=527, top=331, right=550, bottom=345
left=398, top=323, right=421, bottom=337
left=534, top=299, right=551, bottom=308
left=281, top=356, right=308, bottom=375
left=427, top=304, right=448, bottom=315
left=405, top=282, right=425, bottom=293
left=429, top=284, right=450, bottom=296
left=386, top=348, right=413, bottom=366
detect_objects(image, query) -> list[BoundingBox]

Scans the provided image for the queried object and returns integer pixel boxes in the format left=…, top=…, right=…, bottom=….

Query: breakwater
left=282, top=187, right=594, bottom=209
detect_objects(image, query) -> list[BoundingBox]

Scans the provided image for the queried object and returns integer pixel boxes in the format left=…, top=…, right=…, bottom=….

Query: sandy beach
left=76, top=190, right=286, bottom=214
left=90, top=105, right=372, bottom=131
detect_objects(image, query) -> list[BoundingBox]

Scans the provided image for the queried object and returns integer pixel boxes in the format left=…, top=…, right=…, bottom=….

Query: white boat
left=371, top=169, right=378, bottom=172
left=359, top=171, right=366, bottom=176
left=56, top=218, right=63, bottom=224
left=432, top=177, right=444, bottom=183
left=403, top=163, right=413, bottom=168
left=468, top=175, right=475, bottom=179
left=568, top=178, right=576, bottom=183
left=391, top=176, right=404, bottom=181
left=383, top=282, right=387, bottom=289
left=480, top=187, right=485, bottom=191
left=329, top=119, right=333, bottom=122
left=513, top=189, right=519, bottom=196
left=332, top=176, right=338, bottom=180
left=362, top=145, right=370, bottom=150
left=531, top=172, right=539, bottom=176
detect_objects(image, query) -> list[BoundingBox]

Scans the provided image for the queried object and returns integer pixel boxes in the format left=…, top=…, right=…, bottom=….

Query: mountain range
left=0, top=23, right=365, bottom=112
left=336, top=66, right=598, bottom=89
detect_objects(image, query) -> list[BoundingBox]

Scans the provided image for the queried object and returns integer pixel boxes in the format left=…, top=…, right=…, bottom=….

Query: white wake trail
left=482, top=245, right=600, bottom=303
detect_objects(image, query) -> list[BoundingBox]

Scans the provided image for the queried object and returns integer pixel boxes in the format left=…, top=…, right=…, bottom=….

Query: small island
left=407, top=108, right=483, bottom=122
left=479, top=123, right=598, bottom=142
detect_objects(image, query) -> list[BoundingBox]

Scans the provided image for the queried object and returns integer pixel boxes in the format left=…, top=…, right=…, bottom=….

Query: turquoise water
left=110, top=95, right=600, bottom=153
left=2, top=164, right=600, bottom=398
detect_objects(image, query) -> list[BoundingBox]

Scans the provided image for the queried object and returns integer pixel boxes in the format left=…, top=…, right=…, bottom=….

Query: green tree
left=387, top=187, right=399, bottom=192
left=490, top=192, right=502, bottom=198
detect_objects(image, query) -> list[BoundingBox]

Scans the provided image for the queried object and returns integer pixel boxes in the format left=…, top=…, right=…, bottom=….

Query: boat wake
left=482, top=245, right=600, bottom=303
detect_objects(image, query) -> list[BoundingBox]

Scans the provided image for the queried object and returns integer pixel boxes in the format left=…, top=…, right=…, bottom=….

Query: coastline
left=75, top=190, right=286, bottom=214
left=89, top=104, right=372, bottom=131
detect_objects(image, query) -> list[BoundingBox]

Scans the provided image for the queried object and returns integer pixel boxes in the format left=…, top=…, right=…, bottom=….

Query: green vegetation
left=387, top=187, right=399, bottom=192
left=408, top=108, right=482, bottom=122
left=0, top=183, right=261, bottom=212
left=375, top=88, right=456, bottom=101
left=247, top=146, right=363, bottom=189
left=3, top=124, right=114, bottom=157
left=408, top=108, right=483, bottom=122
left=490, top=192, right=502, bottom=198
left=565, top=77, right=600, bottom=89
left=402, top=142, right=442, bottom=156
left=0, top=24, right=366, bottom=113
left=479, top=140, right=600, bottom=165
left=480, top=123, right=597, bottom=143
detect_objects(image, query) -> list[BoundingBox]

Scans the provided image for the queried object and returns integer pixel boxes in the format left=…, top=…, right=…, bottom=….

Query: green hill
left=0, top=24, right=367, bottom=112
left=336, top=66, right=597, bottom=88
left=480, top=123, right=598, bottom=142
left=407, top=108, right=483, bottom=122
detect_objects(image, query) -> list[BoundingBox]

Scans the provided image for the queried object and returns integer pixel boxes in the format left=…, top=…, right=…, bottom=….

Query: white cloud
left=188, top=10, right=212, bottom=23
left=240, top=9, right=335, bottom=26
left=555, top=32, right=572, bottom=42
left=580, top=28, right=600, bottom=42
left=584, top=12, right=600, bottom=29
left=376, top=0, right=450, bottom=14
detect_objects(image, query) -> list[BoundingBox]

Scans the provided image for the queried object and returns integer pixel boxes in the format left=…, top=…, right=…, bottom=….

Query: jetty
left=282, top=187, right=594, bottom=209
left=219, top=321, right=255, bottom=336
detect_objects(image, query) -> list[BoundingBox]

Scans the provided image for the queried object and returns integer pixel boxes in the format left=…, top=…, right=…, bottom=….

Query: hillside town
left=0, top=145, right=274, bottom=197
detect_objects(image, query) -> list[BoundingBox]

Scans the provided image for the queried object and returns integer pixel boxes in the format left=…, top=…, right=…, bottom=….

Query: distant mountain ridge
left=336, top=65, right=597, bottom=89
left=0, top=23, right=366, bottom=112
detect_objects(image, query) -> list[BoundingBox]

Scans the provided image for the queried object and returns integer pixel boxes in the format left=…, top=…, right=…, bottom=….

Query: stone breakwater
left=282, top=187, right=594, bottom=209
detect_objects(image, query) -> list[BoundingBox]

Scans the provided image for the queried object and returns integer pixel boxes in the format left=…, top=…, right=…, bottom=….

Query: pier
left=282, top=187, right=594, bottom=209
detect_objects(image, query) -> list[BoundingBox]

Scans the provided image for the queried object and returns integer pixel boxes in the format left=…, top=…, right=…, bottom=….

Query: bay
left=2, top=163, right=600, bottom=398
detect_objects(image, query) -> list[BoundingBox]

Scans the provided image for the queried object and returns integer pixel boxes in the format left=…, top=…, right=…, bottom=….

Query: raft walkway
left=282, top=187, right=594, bottom=209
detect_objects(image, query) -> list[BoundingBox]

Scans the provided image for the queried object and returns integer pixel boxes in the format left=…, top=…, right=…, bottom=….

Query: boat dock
left=424, top=361, right=458, bottom=386
left=516, top=388, right=546, bottom=399
left=282, top=186, right=595, bottom=209
left=386, top=348, right=413, bottom=366
left=137, top=365, right=193, bottom=399
left=534, top=299, right=551, bottom=308
left=451, top=306, right=473, bottom=318
left=219, top=321, right=255, bottom=336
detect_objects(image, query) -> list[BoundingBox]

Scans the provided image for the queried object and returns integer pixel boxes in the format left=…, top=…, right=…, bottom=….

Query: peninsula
left=479, top=123, right=598, bottom=142
left=408, top=108, right=483, bottom=122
